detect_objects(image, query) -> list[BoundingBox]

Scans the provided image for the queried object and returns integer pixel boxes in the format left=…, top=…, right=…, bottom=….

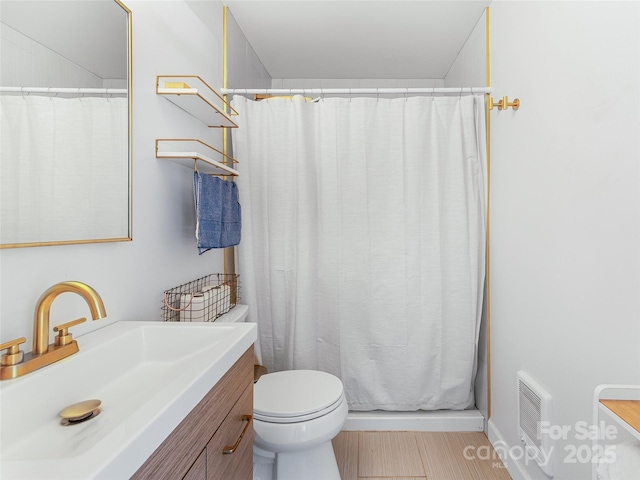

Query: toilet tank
left=215, top=304, right=249, bottom=323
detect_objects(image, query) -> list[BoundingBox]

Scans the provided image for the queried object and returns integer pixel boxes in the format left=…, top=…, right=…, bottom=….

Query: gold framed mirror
left=0, top=0, right=132, bottom=248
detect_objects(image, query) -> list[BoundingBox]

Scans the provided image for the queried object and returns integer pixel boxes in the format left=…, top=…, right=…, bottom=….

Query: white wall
left=226, top=10, right=271, bottom=91
left=224, top=8, right=271, bottom=162
left=272, top=78, right=444, bottom=97
left=0, top=1, right=268, bottom=348
left=489, top=2, right=640, bottom=479
left=0, top=24, right=105, bottom=88
left=444, top=9, right=487, bottom=88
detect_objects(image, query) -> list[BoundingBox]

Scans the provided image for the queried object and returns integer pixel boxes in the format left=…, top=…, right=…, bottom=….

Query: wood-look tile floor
left=332, top=431, right=512, bottom=480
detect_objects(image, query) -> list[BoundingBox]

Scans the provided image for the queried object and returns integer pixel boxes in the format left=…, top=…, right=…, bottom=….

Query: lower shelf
left=156, top=138, right=239, bottom=176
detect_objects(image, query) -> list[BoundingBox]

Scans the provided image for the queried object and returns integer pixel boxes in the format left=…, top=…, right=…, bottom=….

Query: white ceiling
left=223, top=0, right=491, bottom=79
left=1, top=1, right=488, bottom=81
left=1, top=0, right=128, bottom=80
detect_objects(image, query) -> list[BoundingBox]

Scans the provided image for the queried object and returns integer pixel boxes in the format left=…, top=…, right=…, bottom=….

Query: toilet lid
left=254, top=370, right=344, bottom=422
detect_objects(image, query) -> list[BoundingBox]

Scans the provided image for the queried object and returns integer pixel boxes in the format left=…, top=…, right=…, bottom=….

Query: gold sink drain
left=59, top=399, right=101, bottom=426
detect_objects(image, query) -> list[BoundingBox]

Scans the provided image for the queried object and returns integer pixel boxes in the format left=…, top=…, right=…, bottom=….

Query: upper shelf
left=156, top=75, right=238, bottom=128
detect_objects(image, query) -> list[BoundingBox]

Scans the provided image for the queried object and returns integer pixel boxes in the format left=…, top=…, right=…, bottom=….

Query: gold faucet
left=0, top=281, right=106, bottom=380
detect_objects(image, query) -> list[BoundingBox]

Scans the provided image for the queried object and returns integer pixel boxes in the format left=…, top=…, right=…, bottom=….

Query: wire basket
left=162, top=273, right=239, bottom=322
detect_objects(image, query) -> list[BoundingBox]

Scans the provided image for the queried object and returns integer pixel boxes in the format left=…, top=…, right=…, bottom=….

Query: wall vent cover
left=517, top=370, right=553, bottom=477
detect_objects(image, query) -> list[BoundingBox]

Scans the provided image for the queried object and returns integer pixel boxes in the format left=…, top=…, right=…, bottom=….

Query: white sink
left=0, top=319, right=256, bottom=479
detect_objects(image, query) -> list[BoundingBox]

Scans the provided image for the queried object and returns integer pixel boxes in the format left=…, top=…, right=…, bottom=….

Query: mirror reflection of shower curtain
left=232, top=94, right=486, bottom=411
left=0, top=95, right=128, bottom=244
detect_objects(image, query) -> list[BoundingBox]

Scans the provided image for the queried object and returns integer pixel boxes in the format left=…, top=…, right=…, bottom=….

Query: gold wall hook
left=489, top=96, right=520, bottom=111
left=498, top=96, right=520, bottom=111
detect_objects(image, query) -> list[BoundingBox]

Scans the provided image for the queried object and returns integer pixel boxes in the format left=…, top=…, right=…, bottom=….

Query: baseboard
left=343, top=409, right=484, bottom=432
left=487, top=418, right=531, bottom=480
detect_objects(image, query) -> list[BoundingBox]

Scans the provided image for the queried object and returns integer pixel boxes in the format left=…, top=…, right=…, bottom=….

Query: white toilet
left=253, top=369, right=348, bottom=480
left=216, top=305, right=348, bottom=480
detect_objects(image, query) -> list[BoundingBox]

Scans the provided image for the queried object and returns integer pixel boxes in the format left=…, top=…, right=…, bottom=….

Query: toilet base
left=253, top=441, right=340, bottom=480
left=277, top=441, right=340, bottom=480
left=253, top=462, right=276, bottom=480
left=254, top=446, right=276, bottom=480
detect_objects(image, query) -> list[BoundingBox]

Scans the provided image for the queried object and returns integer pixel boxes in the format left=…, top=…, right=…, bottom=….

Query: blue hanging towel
left=193, top=172, right=241, bottom=254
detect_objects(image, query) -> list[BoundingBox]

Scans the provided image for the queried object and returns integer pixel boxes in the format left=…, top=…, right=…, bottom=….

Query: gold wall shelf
left=156, top=139, right=239, bottom=176
left=156, top=75, right=238, bottom=128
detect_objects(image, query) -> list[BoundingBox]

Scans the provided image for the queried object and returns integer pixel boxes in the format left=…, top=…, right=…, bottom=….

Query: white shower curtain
left=0, top=95, right=128, bottom=244
left=232, top=94, right=486, bottom=411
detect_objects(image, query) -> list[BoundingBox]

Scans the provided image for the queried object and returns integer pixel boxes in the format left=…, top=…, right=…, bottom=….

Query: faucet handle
left=0, top=337, right=26, bottom=366
left=53, top=317, right=86, bottom=346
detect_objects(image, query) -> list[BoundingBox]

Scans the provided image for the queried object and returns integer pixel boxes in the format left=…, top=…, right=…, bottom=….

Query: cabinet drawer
left=207, top=382, right=254, bottom=480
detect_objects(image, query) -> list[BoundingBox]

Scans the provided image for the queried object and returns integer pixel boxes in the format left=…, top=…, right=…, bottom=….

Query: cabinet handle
left=222, top=414, right=252, bottom=454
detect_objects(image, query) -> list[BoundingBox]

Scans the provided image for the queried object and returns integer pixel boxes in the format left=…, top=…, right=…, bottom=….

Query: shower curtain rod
left=0, top=86, right=127, bottom=95
left=221, top=87, right=491, bottom=95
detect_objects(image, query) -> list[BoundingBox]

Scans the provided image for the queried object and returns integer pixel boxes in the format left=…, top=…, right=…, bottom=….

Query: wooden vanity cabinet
left=205, top=381, right=254, bottom=479
left=132, top=347, right=254, bottom=480
left=183, top=450, right=207, bottom=480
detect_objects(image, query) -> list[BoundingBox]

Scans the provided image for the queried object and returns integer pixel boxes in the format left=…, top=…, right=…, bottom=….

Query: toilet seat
left=254, top=370, right=344, bottom=424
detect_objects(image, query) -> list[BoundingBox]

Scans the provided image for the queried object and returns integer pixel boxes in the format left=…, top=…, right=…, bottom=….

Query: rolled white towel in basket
left=203, top=284, right=231, bottom=318
left=219, top=284, right=231, bottom=316
left=179, top=292, right=207, bottom=322
left=201, top=285, right=220, bottom=321
left=177, top=283, right=233, bottom=323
